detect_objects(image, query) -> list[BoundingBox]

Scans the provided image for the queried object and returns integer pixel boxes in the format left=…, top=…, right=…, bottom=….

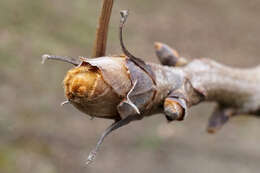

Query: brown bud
left=64, top=66, right=101, bottom=99
left=154, top=42, right=188, bottom=67
left=63, top=57, right=132, bottom=119
left=164, top=98, right=185, bottom=121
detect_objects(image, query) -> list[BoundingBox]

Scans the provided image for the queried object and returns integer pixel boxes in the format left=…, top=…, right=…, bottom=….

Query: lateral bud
left=154, top=42, right=188, bottom=67
left=207, top=106, right=235, bottom=134
left=164, top=97, right=187, bottom=121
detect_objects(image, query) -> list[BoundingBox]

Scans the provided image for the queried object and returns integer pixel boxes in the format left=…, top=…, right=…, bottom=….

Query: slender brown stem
left=92, top=0, right=114, bottom=57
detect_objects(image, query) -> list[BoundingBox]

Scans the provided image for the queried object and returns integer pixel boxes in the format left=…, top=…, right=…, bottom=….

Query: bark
left=183, top=58, right=260, bottom=114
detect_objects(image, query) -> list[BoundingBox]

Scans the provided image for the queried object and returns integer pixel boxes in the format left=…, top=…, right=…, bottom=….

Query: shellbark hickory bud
left=63, top=57, right=132, bottom=119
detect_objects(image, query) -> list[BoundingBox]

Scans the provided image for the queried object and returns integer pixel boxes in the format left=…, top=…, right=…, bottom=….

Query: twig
left=42, top=0, right=260, bottom=165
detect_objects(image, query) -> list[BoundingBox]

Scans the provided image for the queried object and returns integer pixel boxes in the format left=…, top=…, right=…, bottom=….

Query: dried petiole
left=86, top=115, right=139, bottom=164
left=41, top=54, right=80, bottom=66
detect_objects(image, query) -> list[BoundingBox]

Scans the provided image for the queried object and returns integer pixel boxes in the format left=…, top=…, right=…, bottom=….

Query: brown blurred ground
left=0, top=0, right=260, bottom=173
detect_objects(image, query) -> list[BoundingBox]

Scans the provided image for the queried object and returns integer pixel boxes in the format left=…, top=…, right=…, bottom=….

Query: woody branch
left=90, top=1, right=260, bottom=132
left=42, top=0, right=260, bottom=133
left=42, top=0, right=260, bottom=164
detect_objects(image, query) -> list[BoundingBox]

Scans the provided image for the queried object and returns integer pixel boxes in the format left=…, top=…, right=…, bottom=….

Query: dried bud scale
left=64, top=64, right=121, bottom=119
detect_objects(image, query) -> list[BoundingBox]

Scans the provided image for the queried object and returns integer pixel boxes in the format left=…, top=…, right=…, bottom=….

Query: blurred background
left=0, top=0, right=260, bottom=173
